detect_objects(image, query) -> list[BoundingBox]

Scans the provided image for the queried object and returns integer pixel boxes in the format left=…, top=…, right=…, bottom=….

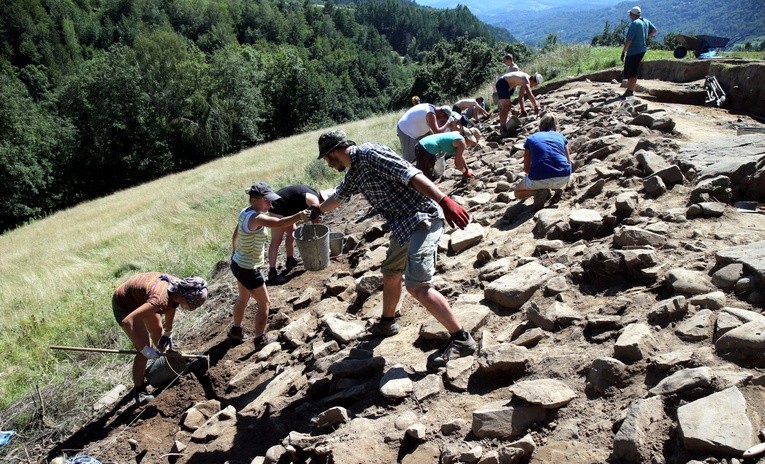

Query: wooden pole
left=49, top=345, right=209, bottom=360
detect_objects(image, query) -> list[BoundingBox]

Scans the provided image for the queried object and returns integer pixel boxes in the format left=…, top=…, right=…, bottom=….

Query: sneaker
left=622, top=89, right=634, bottom=98
left=368, top=321, right=400, bottom=337
left=134, top=389, right=154, bottom=406
left=254, top=333, right=277, bottom=349
left=532, top=189, right=551, bottom=209
left=227, top=325, right=248, bottom=342
left=285, top=256, right=301, bottom=271
left=268, top=269, right=287, bottom=285
left=427, top=334, right=477, bottom=369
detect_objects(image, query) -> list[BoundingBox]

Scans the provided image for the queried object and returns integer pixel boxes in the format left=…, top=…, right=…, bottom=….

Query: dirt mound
left=45, top=79, right=765, bottom=464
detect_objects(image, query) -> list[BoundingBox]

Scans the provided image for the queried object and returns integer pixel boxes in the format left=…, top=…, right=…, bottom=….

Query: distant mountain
left=415, top=0, right=765, bottom=46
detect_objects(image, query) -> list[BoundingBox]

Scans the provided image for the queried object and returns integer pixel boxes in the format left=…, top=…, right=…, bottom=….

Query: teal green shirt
left=419, top=132, right=463, bottom=159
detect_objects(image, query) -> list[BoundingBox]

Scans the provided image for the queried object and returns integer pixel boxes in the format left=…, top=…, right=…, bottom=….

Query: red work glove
left=439, top=195, right=469, bottom=229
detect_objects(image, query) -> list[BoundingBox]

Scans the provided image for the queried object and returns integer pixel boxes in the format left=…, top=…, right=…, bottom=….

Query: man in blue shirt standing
left=621, top=6, right=657, bottom=98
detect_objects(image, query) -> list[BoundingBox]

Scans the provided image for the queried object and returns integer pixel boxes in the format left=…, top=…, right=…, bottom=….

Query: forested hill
left=0, top=0, right=510, bottom=233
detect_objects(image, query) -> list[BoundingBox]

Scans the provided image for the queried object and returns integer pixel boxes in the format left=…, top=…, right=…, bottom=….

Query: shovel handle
left=49, top=345, right=209, bottom=360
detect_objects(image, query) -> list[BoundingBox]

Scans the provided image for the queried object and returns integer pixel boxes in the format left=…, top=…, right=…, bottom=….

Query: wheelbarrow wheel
left=673, top=46, right=687, bottom=59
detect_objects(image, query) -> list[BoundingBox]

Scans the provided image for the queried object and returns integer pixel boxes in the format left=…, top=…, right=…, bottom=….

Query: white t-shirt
left=397, top=103, right=436, bottom=138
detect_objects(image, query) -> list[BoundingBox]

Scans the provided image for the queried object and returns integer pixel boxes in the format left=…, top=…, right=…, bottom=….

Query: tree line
left=0, top=0, right=510, bottom=233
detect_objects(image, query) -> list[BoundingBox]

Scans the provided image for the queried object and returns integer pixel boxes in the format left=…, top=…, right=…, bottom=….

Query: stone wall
left=542, top=59, right=765, bottom=116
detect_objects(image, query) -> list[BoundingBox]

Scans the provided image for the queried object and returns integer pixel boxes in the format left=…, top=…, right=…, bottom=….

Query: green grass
left=0, top=113, right=401, bottom=431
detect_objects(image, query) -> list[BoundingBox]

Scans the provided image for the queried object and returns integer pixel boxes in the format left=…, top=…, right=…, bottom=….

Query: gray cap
left=245, top=181, right=281, bottom=201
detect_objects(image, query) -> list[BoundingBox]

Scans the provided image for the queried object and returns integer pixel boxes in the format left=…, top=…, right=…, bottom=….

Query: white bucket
left=329, top=232, right=345, bottom=257
left=294, top=224, right=330, bottom=271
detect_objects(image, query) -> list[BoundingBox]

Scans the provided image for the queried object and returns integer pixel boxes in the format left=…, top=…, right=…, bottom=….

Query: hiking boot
left=427, top=334, right=477, bottom=370
left=622, top=89, right=634, bottom=98
left=285, top=256, right=301, bottom=271
left=368, top=320, right=400, bottom=338
left=268, top=269, right=288, bottom=285
left=227, top=325, right=248, bottom=342
left=254, top=333, right=277, bottom=350
left=532, top=189, right=551, bottom=209
left=133, top=388, right=154, bottom=406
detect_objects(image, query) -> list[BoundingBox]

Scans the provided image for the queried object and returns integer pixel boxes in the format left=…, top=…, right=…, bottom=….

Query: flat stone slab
left=509, top=379, right=577, bottom=409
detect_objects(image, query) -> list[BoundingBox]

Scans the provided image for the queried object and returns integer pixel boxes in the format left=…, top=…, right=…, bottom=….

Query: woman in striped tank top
left=228, top=182, right=309, bottom=348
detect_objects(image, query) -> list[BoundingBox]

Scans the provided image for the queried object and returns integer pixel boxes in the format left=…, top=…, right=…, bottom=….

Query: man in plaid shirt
left=311, top=129, right=476, bottom=370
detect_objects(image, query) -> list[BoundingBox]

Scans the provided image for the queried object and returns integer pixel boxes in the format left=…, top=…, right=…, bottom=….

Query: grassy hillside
left=0, top=113, right=401, bottom=414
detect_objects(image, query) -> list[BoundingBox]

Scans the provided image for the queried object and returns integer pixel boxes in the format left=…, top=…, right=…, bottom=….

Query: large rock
left=614, top=323, right=657, bottom=362
left=472, top=401, right=546, bottom=438
left=673, top=134, right=765, bottom=201
left=484, top=262, right=556, bottom=309
left=716, top=240, right=765, bottom=283
left=508, top=379, right=577, bottom=409
left=677, top=387, right=754, bottom=455
left=715, top=319, right=765, bottom=366
left=613, top=396, right=666, bottom=463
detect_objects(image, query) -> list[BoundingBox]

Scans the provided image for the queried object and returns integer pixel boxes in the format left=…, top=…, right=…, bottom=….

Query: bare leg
left=232, top=280, right=250, bottom=326
left=268, top=227, right=287, bottom=269
left=406, top=286, right=461, bottom=333
left=627, top=77, right=637, bottom=91
left=498, top=99, right=512, bottom=127
left=249, top=284, right=271, bottom=335
left=382, top=273, right=403, bottom=318
left=285, top=224, right=296, bottom=258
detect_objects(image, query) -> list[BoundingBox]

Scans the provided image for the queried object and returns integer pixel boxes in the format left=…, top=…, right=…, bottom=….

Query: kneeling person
left=514, top=112, right=573, bottom=207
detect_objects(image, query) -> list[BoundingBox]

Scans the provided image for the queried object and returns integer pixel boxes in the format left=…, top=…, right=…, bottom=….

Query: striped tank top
left=232, top=207, right=270, bottom=269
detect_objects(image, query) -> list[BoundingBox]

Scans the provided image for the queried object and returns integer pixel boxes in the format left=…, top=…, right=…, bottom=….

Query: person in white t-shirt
left=396, top=103, right=452, bottom=163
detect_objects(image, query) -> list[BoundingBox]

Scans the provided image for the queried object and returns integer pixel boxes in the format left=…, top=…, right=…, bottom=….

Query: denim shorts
left=381, top=218, right=443, bottom=288
left=522, top=175, right=570, bottom=190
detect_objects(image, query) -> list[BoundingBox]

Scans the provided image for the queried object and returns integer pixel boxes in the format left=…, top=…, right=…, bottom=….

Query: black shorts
left=230, top=260, right=266, bottom=290
left=623, top=52, right=645, bottom=79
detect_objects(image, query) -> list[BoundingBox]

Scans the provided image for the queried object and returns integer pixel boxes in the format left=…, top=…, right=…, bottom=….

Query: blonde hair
left=539, top=112, right=559, bottom=131
left=411, top=96, right=421, bottom=106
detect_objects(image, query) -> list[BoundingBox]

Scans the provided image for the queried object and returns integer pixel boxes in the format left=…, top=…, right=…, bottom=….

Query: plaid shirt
left=334, top=143, right=442, bottom=244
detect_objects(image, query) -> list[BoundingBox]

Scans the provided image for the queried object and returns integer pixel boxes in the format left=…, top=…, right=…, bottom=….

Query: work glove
left=308, top=205, right=322, bottom=221
left=141, top=345, right=160, bottom=360
left=158, top=331, right=173, bottom=350
left=439, top=195, right=470, bottom=229
left=620, top=51, right=625, bottom=62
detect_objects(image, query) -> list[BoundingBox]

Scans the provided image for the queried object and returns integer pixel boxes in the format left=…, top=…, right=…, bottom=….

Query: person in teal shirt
left=415, top=127, right=481, bottom=181
left=621, top=6, right=657, bottom=98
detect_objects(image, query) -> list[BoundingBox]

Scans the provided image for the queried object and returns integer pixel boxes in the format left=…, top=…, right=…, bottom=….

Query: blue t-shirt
left=524, top=131, right=571, bottom=180
left=625, top=17, right=655, bottom=56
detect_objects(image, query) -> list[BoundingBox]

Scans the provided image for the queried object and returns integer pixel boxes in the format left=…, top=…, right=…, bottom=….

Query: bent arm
left=250, top=210, right=307, bottom=229
left=453, top=139, right=468, bottom=173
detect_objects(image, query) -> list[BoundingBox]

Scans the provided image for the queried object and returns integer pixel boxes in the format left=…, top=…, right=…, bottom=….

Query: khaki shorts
left=380, top=218, right=443, bottom=288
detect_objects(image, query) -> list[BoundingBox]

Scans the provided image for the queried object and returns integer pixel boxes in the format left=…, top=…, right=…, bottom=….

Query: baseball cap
left=534, top=73, right=544, bottom=86
left=438, top=105, right=453, bottom=118
left=318, top=129, right=355, bottom=159
left=245, top=181, right=281, bottom=201
left=628, top=6, right=641, bottom=16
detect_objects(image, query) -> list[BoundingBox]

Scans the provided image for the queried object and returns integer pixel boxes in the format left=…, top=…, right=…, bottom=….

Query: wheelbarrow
left=674, top=34, right=730, bottom=59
